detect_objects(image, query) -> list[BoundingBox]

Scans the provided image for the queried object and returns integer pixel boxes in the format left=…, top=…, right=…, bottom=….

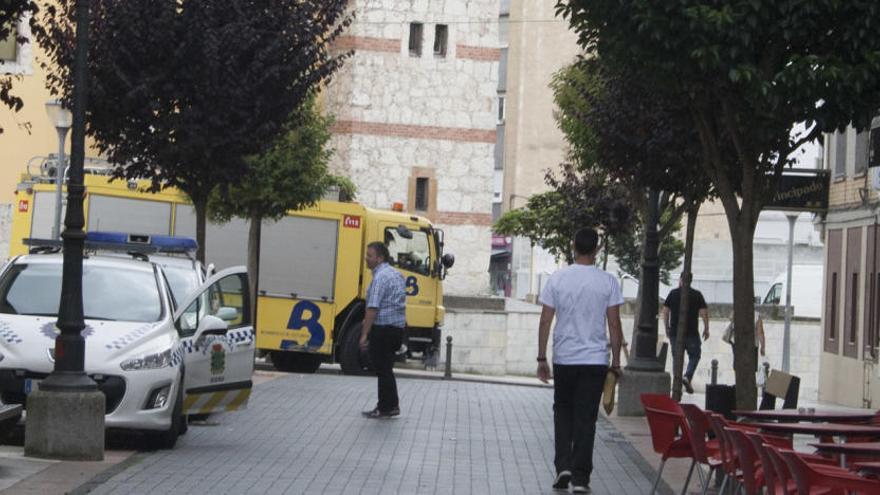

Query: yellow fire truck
left=9, top=163, right=453, bottom=374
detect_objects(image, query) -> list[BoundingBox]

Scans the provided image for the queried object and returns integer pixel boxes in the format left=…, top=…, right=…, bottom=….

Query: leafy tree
left=209, top=97, right=355, bottom=323
left=609, top=212, right=685, bottom=286
left=557, top=0, right=880, bottom=407
left=37, top=0, right=352, bottom=262
left=0, top=0, right=40, bottom=134
left=493, top=164, right=633, bottom=265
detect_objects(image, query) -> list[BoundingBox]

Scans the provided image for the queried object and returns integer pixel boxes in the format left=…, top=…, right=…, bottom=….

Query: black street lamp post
left=38, top=0, right=95, bottom=392
left=625, top=188, right=664, bottom=372
left=25, top=0, right=103, bottom=461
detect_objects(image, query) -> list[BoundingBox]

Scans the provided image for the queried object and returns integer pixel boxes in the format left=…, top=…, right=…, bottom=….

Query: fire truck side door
left=379, top=223, right=437, bottom=329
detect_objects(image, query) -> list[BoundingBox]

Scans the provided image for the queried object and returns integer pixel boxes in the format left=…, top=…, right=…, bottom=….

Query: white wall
left=444, top=304, right=822, bottom=400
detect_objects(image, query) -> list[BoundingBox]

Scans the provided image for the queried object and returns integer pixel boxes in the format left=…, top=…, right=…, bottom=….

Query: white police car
left=0, top=234, right=255, bottom=448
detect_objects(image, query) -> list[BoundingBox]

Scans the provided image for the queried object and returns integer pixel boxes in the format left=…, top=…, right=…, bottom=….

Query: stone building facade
left=325, top=0, right=501, bottom=295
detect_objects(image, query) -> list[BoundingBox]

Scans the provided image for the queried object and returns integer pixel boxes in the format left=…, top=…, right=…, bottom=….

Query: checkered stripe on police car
left=179, top=339, right=196, bottom=355
left=170, top=345, right=184, bottom=367
left=0, top=322, right=22, bottom=344
left=227, top=327, right=255, bottom=345
left=104, top=323, right=157, bottom=350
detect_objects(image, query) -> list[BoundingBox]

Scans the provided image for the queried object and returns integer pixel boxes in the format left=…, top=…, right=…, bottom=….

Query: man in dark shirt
left=662, top=273, right=709, bottom=394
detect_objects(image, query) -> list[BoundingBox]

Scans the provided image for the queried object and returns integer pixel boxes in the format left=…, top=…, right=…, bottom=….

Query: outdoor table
left=853, top=462, right=880, bottom=479
left=809, top=442, right=880, bottom=459
left=750, top=422, right=880, bottom=440
left=753, top=423, right=880, bottom=467
left=734, top=409, right=877, bottom=424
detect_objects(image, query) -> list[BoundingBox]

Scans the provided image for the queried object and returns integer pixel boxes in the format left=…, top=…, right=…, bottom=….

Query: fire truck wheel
left=340, top=324, right=373, bottom=376
left=270, top=351, right=322, bottom=374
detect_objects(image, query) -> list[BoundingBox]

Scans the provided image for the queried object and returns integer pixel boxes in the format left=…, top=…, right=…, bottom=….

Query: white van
left=761, top=265, right=823, bottom=318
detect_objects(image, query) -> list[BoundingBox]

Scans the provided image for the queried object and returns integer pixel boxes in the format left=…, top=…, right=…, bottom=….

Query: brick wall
left=436, top=211, right=492, bottom=226
left=332, top=120, right=496, bottom=144
left=456, top=44, right=502, bottom=62
left=333, top=36, right=400, bottom=53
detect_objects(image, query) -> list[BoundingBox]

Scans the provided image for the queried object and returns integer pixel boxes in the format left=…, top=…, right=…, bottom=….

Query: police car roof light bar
left=86, top=231, right=198, bottom=253
left=24, top=231, right=198, bottom=256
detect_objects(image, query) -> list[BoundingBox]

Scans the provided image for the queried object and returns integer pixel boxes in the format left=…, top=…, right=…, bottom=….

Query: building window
left=497, top=95, right=506, bottom=124
left=407, top=167, right=436, bottom=220
left=851, top=272, right=859, bottom=344
left=830, top=272, right=838, bottom=340
left=856, top=130, right=869, bottom=175
left=415, top=177, right=429, bottom=211
left=834, top=130, right=847, bottom=178
left=871, top=127, right=880, bottom=168
left=433, top=24, right=448, bottom=57
left=0, top=21, right=17, bottom=62
left=873, top=273, right=880, bottom=358
left=409, top=23, right=423, bottom=57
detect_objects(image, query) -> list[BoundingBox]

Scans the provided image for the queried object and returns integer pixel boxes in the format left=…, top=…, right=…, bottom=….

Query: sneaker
left=361, top=408, right=392, bottom=419
left=571, top=485, right=591, bottom=493
left=683, top=377, right=694, bottom=394
left=552, top=470, right=571, bottom=491
left=389, top=407, right=400, bottom=417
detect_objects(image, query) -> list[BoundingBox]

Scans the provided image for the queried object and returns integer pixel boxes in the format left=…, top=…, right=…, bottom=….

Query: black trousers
left=553, top=364, right=607, bottom=486
left=368, top=325, right=403, bottom=412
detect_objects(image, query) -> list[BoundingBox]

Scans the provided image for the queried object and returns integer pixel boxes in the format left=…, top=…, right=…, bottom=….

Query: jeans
left=368, top=325, right=403, bottom=412
left=669, top=335, right=702, bottom=380
left=553, top=364, right=607, bottom=487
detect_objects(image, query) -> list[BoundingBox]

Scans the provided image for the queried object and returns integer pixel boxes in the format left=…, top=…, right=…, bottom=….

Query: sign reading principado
left=764, top=169, right=830, bottom=213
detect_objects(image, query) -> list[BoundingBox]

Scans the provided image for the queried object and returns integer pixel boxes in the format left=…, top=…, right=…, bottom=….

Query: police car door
left=174, top=266, right=255, bottom=415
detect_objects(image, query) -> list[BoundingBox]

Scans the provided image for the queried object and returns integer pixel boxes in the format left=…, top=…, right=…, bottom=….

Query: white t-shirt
left=539, top=264, right=624, bottom=365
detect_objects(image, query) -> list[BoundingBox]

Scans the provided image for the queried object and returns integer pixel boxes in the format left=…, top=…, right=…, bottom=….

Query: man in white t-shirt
left=537, top=228, right=624, bottom=494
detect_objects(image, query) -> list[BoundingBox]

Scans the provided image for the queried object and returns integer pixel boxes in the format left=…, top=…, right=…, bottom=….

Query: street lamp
left=45, top=99, right=72, bottom=240
left=25, top=0, right=104, bottom=462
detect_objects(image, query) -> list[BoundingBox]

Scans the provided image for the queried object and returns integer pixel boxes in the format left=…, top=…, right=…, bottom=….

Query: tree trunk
left=248, top=212, right=262, bottom=327
left=193, top=196, right=208, bottom=264
left=672, top=201, right=700, bottom=401
left=731, top=220, right=758, bottom=409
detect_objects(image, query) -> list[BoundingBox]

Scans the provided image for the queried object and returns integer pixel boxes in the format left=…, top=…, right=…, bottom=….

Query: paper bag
left=602, top=370, right=618, bottom=415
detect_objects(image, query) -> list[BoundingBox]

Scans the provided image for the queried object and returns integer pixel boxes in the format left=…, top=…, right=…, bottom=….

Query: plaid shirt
left=366, top=262, right=407, bottom=327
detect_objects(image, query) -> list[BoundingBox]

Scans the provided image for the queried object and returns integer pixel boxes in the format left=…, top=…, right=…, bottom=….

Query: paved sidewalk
left=80, top=373, right=668, bottom=495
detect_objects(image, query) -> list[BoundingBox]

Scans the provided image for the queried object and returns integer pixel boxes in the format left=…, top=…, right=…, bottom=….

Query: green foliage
left=209, top=98, right=355, bottom=223
left=494, top=164, right=632, bottom=264
left=551, top=58, right=713, bottom=202
left=609, top=215, right=686, bottom=285
left=36, top=0, right=352, bottom=260
left=0, top=1, right=40, bottom=134
left=556, top=0, right=880, bottom=200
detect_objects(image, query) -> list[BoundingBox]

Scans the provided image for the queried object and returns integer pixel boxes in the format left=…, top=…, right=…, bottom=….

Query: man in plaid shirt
left=360, top=241, right=406, bottom=418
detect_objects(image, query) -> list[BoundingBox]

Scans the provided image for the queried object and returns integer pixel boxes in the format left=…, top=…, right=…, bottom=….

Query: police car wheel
left=340, top=323, right=373, bottom=376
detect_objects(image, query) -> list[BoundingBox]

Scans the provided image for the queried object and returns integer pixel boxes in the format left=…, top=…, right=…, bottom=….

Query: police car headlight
left=120, top=348, right=173, bottom=371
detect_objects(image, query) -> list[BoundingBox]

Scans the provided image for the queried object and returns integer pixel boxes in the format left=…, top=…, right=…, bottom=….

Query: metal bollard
left=710, top=359, right=718, bottom=385
left=760, top=362, right=771, bottom=393
left=444, top=336, right=453, bottom=379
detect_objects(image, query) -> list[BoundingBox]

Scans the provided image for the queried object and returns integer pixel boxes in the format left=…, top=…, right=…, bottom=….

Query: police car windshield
left=161, top=264, right=201, bottom=303
left=0, top=263, right=162, bottom=322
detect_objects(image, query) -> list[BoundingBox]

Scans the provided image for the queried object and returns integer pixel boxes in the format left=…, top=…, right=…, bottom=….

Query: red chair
left=680, top=404, right=723, bottom=495
left=725, top=427, right=766, bottom=495
left=640, top=394, right=695, bottom=495
left=707, top=413, right=747, bottom=494
left=746, top=432, right=784, bottom=495
left=780, top=448, right=880, bottom=494
left=763, top=442, right=837, bottom=495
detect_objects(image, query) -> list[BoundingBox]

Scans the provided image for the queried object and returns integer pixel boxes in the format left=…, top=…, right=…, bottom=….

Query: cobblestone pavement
left=83, top=373, right=670, bottom=495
